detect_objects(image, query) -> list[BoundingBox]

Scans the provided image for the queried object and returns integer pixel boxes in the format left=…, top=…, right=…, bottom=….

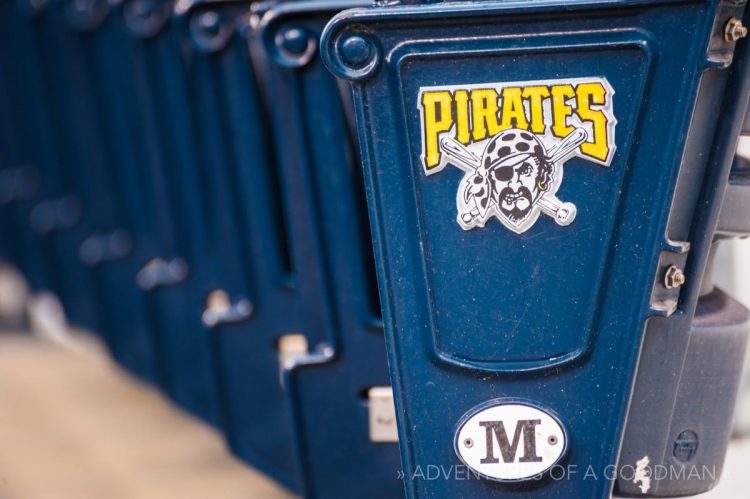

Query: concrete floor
left=0, top=332, right=294, bottom=499
left=0, top=330, right=747, bottom=499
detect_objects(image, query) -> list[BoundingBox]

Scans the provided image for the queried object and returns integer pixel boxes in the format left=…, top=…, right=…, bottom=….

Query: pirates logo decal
left=418, top=78, right=616, bottom=233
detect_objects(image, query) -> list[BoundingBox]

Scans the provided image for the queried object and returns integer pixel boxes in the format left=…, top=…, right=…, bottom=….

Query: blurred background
left=0, top=303, right=294, bottom=499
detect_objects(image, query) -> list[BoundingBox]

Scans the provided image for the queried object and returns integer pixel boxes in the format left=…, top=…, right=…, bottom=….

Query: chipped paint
left=633, top=455, right=652, bottom=493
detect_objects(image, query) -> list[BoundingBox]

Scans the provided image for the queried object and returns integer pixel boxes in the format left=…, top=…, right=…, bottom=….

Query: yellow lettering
left=550, top=84, right=575, bottom=138
left=421, top=80, right=613, bottom=170
left=454, top=90, right=471, bottom=145
left=521, top=86, right=551, bottom=134
left=422, top=91, right=454, bottom=169
left=499, top=87, right=529, bottom=130
left=576, top=82, right=610, bottom=162
left=470, top=89, right=501, bottom=141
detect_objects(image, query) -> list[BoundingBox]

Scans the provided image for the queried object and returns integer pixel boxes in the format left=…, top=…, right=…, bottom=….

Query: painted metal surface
left=259, top=1, right=403, bottom=497
left=108, top=0, right=228, bottom=424
left=0, top=0, right=100, bottom=328
left=39, top=0, right=175, bottom=381
left=322, top=0, right=750, bottom=496
left=164, top=1, right=308, bottom=489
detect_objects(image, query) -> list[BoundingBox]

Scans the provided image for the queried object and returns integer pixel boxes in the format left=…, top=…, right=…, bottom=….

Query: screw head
left=664, top=265, right=686, bottom=289
left=189, top=9, right=233, bottom=53
left=725, top=17, right=748, bottom=43
left=198, top=11, right=221, bottom=35
left=124, top=0, right=168, bottom=38
left=463, top=438, right=474, bottom=448
left=339, top=34, right=374, bottom=69
left=673, top=430, right=699, bottom=462
left=280, top=27, right=310, bottom=56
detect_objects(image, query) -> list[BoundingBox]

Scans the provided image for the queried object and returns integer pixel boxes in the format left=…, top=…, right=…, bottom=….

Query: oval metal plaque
left=454, top=400, right=567, bottom=482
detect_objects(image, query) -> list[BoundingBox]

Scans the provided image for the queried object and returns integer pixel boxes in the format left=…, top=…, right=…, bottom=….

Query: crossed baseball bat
left=439, top=128, right=588, bottom=227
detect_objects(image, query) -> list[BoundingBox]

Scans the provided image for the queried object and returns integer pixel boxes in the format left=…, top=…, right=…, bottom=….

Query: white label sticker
left=454, top=400, right=567, bottom=482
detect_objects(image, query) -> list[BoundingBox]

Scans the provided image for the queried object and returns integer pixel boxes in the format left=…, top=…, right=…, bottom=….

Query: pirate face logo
left=418, top=78, right=616, bottom=233
left=451, top=128, right=584, bottom=232
left=475, top=130, right=552, bottom=225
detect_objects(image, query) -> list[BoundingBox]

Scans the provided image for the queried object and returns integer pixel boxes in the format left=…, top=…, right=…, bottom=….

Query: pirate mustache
left=498, top=186, right=533, bottom=209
